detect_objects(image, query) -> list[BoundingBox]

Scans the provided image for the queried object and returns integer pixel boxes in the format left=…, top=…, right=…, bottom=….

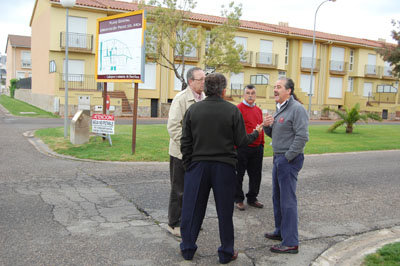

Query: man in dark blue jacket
left=180, top=73, right=263, bottom=264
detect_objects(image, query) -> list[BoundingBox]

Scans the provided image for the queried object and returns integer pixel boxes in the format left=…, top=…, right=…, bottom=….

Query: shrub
left=9, top=78, right=18, bottom=98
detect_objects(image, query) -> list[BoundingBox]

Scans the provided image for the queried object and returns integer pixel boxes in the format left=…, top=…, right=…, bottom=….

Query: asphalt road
left=1, top=106, right=400, bottom=265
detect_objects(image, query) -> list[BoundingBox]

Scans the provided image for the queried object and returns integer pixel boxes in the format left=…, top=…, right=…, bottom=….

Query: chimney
left=279, top=22, right=289, bottom=27
left=378, top=38, right=386, bottom=43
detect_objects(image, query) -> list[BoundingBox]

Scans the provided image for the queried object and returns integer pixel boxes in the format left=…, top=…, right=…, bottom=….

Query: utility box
left=70, top=110, right=90, bottom=145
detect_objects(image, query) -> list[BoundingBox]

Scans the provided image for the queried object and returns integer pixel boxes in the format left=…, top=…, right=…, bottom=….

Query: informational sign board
left=92, top=114, right=115, bottom=135
left=95, top=10, right=146, bottom=83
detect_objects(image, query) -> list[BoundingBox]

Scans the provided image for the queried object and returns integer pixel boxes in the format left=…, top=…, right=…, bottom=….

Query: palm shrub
left=323, top=103, right=382, bottom=133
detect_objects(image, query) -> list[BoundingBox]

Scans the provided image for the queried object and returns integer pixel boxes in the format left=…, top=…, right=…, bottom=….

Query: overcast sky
left=0, top=0, right=399, bottom=55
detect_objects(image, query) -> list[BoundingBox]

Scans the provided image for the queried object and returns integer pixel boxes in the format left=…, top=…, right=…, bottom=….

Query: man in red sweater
left=235, top=84, right=265, bottom=210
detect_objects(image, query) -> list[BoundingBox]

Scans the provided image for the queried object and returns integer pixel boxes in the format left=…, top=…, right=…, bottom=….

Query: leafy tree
left=377, top=20, right=400, bottom=78
left=323, top=103, right=382, bottom=134
left=141, top=0, right=243, bottom=90
left=203, top=2, right=244, bottom=74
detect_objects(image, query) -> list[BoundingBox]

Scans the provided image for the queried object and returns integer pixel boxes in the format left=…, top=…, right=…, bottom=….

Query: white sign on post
left=95, top=10, right=146, bottom=83
left=92, top=114, right=115, bottom=135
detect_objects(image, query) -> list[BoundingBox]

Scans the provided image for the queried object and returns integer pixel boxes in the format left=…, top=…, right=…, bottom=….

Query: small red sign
left=279, top=117, right=285, bottom=123
left=106, top=95, right=110, bottom=110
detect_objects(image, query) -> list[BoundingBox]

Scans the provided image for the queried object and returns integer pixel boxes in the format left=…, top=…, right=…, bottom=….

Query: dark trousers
left=235, top=145, right=263, bottom=204
left=180, top=161, right=236, bottom=264
left=168, top=155, right=185, bottom=228
left=272, top=153, right=304, bottom=247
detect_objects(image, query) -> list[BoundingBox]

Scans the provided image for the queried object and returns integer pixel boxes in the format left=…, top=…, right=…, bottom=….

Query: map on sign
left=96, top=10, right=146, bottom=82
left=92, top=114, right=115, bottom=135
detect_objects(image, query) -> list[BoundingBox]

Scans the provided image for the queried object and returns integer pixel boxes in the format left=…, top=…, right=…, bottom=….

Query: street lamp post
left=60, top=0, right=76, bottom=138
left=308, top=0, right=336, bottom=117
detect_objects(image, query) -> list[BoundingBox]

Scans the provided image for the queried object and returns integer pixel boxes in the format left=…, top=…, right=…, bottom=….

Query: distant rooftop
left=5, top=35, right=31, bottom=53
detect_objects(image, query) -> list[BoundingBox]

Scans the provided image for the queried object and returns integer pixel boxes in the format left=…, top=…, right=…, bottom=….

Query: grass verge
left=35, top=124, right=400, bottom=162
left=0, top=94, right=59, bottom=118
left=363, top=242, right=400, bottom=265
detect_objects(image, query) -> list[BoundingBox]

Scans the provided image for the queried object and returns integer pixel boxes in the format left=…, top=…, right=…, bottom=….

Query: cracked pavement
left=1, top=105, right=400, bottom=265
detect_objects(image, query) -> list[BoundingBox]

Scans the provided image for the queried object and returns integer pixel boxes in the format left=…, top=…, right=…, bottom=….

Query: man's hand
left=255, top=124, right=263, bottom=133
left=263, top=114, right=274, bottom=127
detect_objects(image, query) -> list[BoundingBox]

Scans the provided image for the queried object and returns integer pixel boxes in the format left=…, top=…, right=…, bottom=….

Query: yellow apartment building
left=27, top=0, right=399, bottom=119
left=5, top=35, right=32, bottom=89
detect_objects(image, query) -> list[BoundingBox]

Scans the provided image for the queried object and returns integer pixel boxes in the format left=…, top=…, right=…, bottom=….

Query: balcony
left=59, top=74, right=100, bottom=91
left=21, top=59, right=31, bottom=69
left=60, top=32, right=93, bottom=52
left=329, top=61, right=348, bottom=75
left=174, top=47, right=199, bottom=62
left=240, top=51, right=253, bottom=67
left=256, top=52, right=278, bottom=69
left=382, top=66, right=396, bottom=80
left=364, top=64, right=381, bottom=78
left=300, top=57, right=320, bottom=72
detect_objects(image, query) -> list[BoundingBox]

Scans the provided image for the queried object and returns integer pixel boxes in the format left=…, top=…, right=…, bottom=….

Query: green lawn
left=364, top=242, right=400, bottom=265
left=35, top=124, right=400, bottom=162
left=0, top=95, right=59, bottom=118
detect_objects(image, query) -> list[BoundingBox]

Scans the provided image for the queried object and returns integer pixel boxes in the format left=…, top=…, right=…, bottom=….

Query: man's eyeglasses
left=193, top=78, right=205, bottom=82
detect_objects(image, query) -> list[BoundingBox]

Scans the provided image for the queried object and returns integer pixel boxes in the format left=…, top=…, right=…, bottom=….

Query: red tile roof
left=49, top=0, right=390, bottom=49
left=7, top=35, right=31, bottom=49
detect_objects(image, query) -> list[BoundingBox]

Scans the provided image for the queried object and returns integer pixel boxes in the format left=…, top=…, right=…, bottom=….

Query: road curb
left=312, top=226, right=400, bottom=266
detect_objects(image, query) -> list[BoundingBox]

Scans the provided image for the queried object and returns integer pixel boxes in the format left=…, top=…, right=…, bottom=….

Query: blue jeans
left=272, top=153, right=304, bottom=246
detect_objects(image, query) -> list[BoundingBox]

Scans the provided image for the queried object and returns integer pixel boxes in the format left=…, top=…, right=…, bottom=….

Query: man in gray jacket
left=263, top=77, right=309, bottom=254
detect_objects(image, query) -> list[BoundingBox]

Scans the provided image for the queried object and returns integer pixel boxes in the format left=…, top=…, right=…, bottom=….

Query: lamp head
left=329, top=0, right=336, bottom=2
left=60, top=0, right=76, bottom=8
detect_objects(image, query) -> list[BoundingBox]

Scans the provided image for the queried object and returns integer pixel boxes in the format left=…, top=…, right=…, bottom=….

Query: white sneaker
left=167, top=226, right=181, bottom=237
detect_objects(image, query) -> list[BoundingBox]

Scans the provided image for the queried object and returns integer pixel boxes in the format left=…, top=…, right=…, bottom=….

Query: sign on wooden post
left=95, top=10, right=146, bottom=154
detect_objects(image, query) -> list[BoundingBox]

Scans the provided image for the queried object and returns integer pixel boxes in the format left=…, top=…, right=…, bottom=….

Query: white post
left=64, top=7, right=69, bottom=138
left=308, top=0, right=336, bottom=117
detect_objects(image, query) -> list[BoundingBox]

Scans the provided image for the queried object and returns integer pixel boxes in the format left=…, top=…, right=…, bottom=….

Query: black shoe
left=219, top=251, right=238, bottom=264
left=270, top=244, right=298, bottom=254
left=248, top=201, right=264, bottom=208
left=264, top=232, right=282, bottom=241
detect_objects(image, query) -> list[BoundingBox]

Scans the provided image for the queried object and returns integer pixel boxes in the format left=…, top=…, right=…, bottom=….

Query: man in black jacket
left=180, top=73, right=263, bottom=264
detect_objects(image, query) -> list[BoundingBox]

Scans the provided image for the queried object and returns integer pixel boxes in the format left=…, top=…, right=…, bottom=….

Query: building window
left=278, top=71, right=286, bottom=78
left=234, top=36, right=248, bottom=62
left=49, top=60, right=56, bottom=73
left=301, top=42, right=316, bottom=69
left=328, top=77, right=343, bottom=98
left=139, top=63, right=157, bottom=90
left=174, top=64, right=195, bottom=91
left=330, top=47, right=345, bottom=71
left=285, top=40, right=289, bottom=65
left=259, top=40, right=273, bottom=64
left=347, top=77, right=353, bottom=92
left=21, top=51, right=31, bottom=68
left=176, top=27, right=197, bottom=58
left=377, top=84, right=397, bottom=93
left=230, top=72, right=244, bottom=90
left=363, top=82, right=373, bottom=97
left=63, top=59, right=84, bottom=81
left=300, top=74, right=315, bottom=94
left=16, top=71, right=26, bottom=79
left=68, top=16, right=88, bottom=48
left=250, top=74, right=269, bottom=85
left=349, top=49, right=354, bottom=71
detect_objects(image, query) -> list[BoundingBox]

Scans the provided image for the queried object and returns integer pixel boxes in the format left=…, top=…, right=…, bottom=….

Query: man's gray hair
left=186, top=67, right=204, bottom=82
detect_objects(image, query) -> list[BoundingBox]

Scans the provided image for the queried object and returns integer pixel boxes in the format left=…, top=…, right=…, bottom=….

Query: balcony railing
left=382, top=66, right=396, bottom=79
left=329, top=60, right=348, bottom=75
left=364, top=64, right=381, bottom=77
left=174, top=47, right=199, bottom=62
left=300, top=57, right=320, bottom=72
left=228, top=83, right=244, bottom=98
left=256, top=52, right=278, bottom=68
left=240, top=51, right=253, bottom=66
left=59, top=74, right=101, bottom=91
left=21, top=59, right=32, bottom=69
left=60, top=32, right=93, bottom=52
